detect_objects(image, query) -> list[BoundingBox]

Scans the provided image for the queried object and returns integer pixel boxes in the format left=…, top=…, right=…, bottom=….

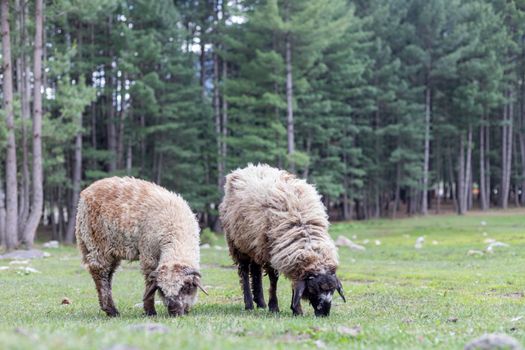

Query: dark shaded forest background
left=1, top=0, right=525, bottom=250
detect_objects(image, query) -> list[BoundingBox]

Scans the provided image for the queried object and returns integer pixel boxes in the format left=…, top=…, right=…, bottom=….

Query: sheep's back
left=77, top=177, right=199, bottom=264
left=220, top=164, right=335, bottom=276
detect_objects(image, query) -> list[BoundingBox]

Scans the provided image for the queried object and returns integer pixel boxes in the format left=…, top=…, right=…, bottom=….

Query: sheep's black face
left=292, top=273, right=345, bottom=317
left=304, top=274, right=338, bottom=316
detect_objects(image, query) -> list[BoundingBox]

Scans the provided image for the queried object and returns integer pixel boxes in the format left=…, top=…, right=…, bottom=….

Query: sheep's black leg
left=90, top=259, right=120, bottom=317
left=266, top=267, right=280, bottom=313
left=143, top=279, right=157, bottom=316
left=250, top=262, right=266, bottom=309
left=238, top=260, right=254, bottom=310
left=291, top=289, right=303, bottom=316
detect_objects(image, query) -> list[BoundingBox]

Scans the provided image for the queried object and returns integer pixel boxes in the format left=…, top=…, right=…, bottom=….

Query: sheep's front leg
left=266, top=267, right=280, bottom=313
left=238, top=260, right=254, bottom=310
left=291, top=289, right=303, bottom=316
left=143, top=279, right=157, bottom=316
left=250, top=262, right=266, bottom=309
left=89, top=261, right=120, bottom=317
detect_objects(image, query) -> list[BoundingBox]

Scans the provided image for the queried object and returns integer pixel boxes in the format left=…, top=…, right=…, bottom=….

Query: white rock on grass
left=9, top=260, right=29, bottom=265
left=128, top=323, right=169, bottom=334
left=335, top=236, right=366, bottom=251
left=467, top=250, right=484, bottom=256
left=486, top=242, right=509, bottom=253
left=200, top=243, right=211, bottom=249
left=415, top=236, right=425, bottom=249
left=134, top=301, right=163, bottom=308
left=0, top=249, right=46, bottom=260
left=464, top=333, right=522, bottom=350
left=42, top=240, right=59, bottom=249
left=17, top=266, right=41, bottom=274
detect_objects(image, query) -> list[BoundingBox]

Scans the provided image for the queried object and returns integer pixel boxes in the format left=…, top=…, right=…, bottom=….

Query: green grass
left=1, top=210, right=525, bottom=349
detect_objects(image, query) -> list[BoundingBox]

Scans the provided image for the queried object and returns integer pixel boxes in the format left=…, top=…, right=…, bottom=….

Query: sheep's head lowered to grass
left=145, top=264, right=208, bottom=316
left=292, top=271, right=345, bottom=317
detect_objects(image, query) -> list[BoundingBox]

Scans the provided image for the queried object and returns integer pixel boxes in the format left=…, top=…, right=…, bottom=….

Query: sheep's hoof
left=269, top=305, right=280, bottom=313
left=145, top=310, right=157, bottom=317
left=105, top=309, right=120, bottom=317
left=244, top=304, right=254, bottom=311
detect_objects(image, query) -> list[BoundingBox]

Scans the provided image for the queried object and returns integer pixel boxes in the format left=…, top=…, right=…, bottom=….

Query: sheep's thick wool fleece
left=76, top=177, right=200, bottom=270
left=220, top=164, right=338, bottom=280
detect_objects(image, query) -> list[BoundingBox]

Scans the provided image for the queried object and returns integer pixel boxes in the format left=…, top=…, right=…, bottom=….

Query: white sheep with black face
left=75, top=177, right=207, bottom=317
left=219, top=164, right=345, bottom=317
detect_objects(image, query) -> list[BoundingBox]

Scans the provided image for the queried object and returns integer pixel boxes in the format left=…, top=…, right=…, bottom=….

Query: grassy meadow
left=0, top=210, right=524, bottom=349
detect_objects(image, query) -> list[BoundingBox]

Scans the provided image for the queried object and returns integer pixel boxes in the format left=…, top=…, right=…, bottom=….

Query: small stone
left=42, top=240, right=59, bottom=249
left=415, top=236, right=425, bottom=249
left=447, top=317, right=458, bottom=323
left=128, top=323, right=169, bottom=334
left=468, top=250, right=484, bottom=256
left=314, top=340, right=327, bottom=349
left=133, top=301, right=163, bottom=308
left=9, top=260, right=29, bottom=265
left=200, top=243, right=210, bottom=249
left=337, top=325, right=361, bottom=337
left=464, top=333, right=522, bottom=350
left=104, top=345, right=141, bottom=350
left=0, top=249, right=46, bottom=260
left=335, top=236, right=366, bottom=251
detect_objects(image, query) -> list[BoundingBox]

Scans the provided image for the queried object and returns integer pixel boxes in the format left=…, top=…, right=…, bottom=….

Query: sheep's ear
left=292, top=280, right=306, bottom=310
left=336, top=277, right=346, bottom=303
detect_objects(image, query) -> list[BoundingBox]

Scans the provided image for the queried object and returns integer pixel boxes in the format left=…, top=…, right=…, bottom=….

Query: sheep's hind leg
left=250, top=262, right=266, bottom=309
left=266, top=267, right=280, bottom=313
left=89, top=259, right=120, bottom=317
left=238, top=259, right=254, bottom=310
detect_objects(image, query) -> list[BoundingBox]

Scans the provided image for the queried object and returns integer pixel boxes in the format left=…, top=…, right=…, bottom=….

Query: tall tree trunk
left=501, top=91, right=513, bottom=209
left=0, top=173, right=6, bottom=248
left=213, top=43, right=222, bottom=190
left=22, top=0, right=44, bottom=248
left=221, top=60, right=228, bottom=178
left=2, top=0, right=19, bottom=250
left=285, top=2, right=295, bottom=173
left=106, top=16, right=117, bottom=172
left=393, top=163, right=401, bottom=218
left=126, top=140, right=132, bottom=174
left=463, top=126, right=472, bottom=212
left=16, top=0, right=30, bottom=238
left=457, top=133, right=465, bottom=215
left=65, top=117, right=82, bottom=244
left=421, top=86, right=431, bottom=215
left=480, top=120, right=489, bottom=210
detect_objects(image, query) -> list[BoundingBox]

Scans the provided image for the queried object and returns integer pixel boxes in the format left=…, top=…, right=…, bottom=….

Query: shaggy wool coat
left=76, top=177, right=200, bottom=278
left=220, top=164, right=338, bottom=281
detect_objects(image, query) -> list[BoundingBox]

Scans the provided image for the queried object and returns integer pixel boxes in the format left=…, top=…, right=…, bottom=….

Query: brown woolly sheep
left=219, top=164, right=345, bottom=317
left=75, top=177, right=206, bottom=317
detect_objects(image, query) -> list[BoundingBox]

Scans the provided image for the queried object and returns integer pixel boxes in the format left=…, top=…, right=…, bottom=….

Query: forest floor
left=1, top=210, right=524, bottom=349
